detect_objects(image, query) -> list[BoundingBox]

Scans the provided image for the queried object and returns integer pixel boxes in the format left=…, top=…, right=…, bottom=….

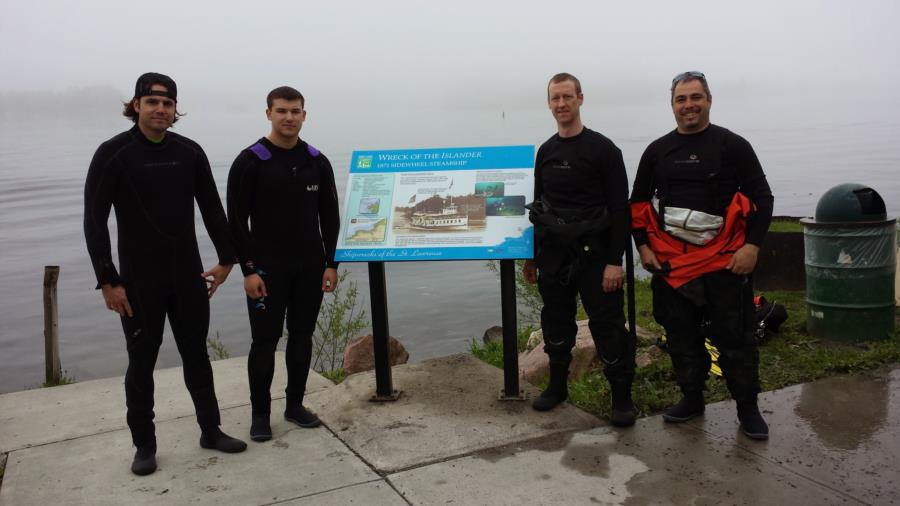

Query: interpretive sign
left=335, top=145, right=535, bottom=262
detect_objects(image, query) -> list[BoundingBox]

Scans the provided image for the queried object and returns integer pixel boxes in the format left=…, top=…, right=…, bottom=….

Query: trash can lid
left=815, top=183, right=887, bottom=223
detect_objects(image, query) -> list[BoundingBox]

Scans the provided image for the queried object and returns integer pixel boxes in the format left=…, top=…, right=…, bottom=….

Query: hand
left=101, top=284, right=133, bottom=317
left=201, top=263, right=233, bottom=298
left=523, top=259, right=537, bottom=284
left=638, top=245, right=662, bottom=272
left=321, top=267, right=338, bottom=293
left=602, top=264, right=624, bottom=293
left=727, top=244, right=760, bottom=275
left=244, top=273, right=267, bottom=299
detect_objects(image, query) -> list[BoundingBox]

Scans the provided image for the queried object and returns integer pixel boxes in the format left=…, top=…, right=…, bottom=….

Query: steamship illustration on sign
left=409, top=198, right=469, bottom=231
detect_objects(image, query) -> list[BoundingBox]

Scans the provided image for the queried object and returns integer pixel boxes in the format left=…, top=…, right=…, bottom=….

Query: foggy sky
left=2, top=0, right=899, bottom=113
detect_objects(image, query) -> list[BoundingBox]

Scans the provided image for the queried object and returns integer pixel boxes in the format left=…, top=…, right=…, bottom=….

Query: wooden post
left=43, top=266, right=61, bottom=385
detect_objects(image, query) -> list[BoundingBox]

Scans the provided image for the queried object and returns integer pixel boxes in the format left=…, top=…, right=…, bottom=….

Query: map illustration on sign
left=358, top=197, right=381, bottom=215
left=335, top=145, right=534, bottom=262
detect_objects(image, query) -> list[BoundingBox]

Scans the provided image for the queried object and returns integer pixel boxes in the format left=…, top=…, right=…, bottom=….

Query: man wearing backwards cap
left=84, top=72, right=247, bottom=476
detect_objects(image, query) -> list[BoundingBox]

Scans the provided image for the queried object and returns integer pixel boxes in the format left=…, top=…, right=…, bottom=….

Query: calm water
left=3, top=96, right=900, bottom=393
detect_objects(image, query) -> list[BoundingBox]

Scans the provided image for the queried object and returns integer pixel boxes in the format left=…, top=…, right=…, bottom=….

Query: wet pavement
left=691, top=369, right=900, bottom=505
left=307, top=354, right=600, bottom=473
left=1, top=356, right=898, bottom=505
left=391, top=423, right=857, bottom=505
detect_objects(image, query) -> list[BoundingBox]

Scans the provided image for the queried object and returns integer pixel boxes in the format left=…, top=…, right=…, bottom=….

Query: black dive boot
left=284, top=404, right=322, bottom=428
left=737, top=396, right=769, bottom=440
left=250, top=413, right=272, bottom=442
left=532, top=363, right=568, bottom=411
left=200, top=427, right=248, bottom=453
left=131, top=442, right=157, bottom=476
left=663, top=390, right=705, bottom=423
left=609, top=379, right=637, bottom=427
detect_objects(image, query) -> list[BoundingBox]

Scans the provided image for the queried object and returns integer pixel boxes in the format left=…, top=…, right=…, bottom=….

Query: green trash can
left=801, top=183, right=896, bottom=341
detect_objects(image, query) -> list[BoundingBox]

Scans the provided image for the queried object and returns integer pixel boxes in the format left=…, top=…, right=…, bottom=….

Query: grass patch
left=469, top=325, right=535, bottom=369
left=41, top=370, right=76, bottom=388
left=630, top=277, right=664, bottom=336
left=311, top=270, right=368, bottom=374
left=471, top=283, right=900, bottom=421
left=207, top=332, right=230, bottom=361
left=768, top=219, right=803, bottom=233
left=320, top=368, right=347, bottom=384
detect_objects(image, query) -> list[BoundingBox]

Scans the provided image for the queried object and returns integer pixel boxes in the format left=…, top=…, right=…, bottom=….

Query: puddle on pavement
left=472, top=432, right=575, bottom=463
left=471, top=431, right=623, bottom=478
left=795, top=372, right=890, bottom=451
left=559, top=442, right=613, bottom=478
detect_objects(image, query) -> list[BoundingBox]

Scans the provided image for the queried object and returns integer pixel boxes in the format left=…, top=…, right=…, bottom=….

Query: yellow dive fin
left=657, top=335, right=723, bottom=376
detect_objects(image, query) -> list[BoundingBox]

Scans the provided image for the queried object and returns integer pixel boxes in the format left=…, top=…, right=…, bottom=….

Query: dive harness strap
left=526, top=199, right=610, bottom=286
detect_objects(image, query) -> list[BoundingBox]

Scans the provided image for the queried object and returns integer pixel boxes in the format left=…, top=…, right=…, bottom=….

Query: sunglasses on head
left=671, top=71, right=706, bottom=88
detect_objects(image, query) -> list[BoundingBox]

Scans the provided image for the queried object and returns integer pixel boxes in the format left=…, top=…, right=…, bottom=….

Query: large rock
left=343, top=334, right=409, bottom=375
left=525, top=328, right=544, bottom=351
left=636, top=345, right=665, bottom=368
left=519, top=321, right=662, bottom=384
left=519, top=321, right=597, bottom=385
left=627, top=321, right=660, bottom=346
left=482, top=325, right=504, bottom=345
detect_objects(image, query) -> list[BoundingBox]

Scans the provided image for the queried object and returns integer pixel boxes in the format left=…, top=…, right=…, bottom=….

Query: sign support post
left=368, top=261, right=401, bottom=401
left=498, top=259, right=525, bottom=400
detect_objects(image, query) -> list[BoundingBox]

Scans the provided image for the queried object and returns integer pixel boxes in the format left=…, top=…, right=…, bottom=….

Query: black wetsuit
left=533, top=127, right=634, bottom=381
left=227, top=137, right=340, bottom=414
left=630, top=124, right=773, bottom=399
left=84, top=125, right=237, bottom=447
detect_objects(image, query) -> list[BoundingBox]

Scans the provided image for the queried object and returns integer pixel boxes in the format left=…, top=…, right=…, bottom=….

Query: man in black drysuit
left=523, top=73, right=636, bottom=426
left=227, top=86, right=340, bottom=442
left=84, top=73, right=247, bottom=476
left=630, top=71, right=774, bottom=439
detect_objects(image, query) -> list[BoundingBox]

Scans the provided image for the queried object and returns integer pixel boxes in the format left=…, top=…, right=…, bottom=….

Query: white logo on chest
left=307, top=185, right=319, bottom=191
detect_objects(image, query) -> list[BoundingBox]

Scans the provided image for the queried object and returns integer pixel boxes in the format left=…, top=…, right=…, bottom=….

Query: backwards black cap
left=134, top=72, right=177, bottom=102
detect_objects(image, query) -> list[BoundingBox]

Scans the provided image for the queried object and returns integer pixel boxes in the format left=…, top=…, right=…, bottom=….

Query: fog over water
left=2, top=0, right=899, bottom=392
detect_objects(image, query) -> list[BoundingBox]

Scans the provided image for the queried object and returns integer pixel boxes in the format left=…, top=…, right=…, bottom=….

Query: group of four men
left=84, top=70, right=771, bottom=477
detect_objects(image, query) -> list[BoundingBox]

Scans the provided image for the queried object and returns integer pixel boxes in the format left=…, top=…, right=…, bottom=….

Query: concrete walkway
left=1, top=353, right=897, bottom=505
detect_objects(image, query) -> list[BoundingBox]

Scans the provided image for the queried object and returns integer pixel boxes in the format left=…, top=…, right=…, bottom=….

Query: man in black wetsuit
left=84, top=73, right=247, bottom=476
left=630, top=72, right=773, bottom=439
left=523, top=73, right=636, bottom=426
left=227, top=86, right=340, bottom=442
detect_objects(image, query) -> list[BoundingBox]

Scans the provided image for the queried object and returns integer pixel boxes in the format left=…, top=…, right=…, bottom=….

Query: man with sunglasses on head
left=227, top=86, right=340, bottom=443
left=84, top=72, right=247, bottom=476
left=523, top=73, right=637, bottom=427
left=630, top=71, right=774, bottom=439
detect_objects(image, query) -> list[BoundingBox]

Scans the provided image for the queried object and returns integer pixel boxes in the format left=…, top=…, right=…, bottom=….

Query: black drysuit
left=227, top=137, right=340, bottom=414
left=84, top=125, right=237, bottom=447
left=630, top=124, right=774, bottom=399
left=533, top=128, right=634, bottom=381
